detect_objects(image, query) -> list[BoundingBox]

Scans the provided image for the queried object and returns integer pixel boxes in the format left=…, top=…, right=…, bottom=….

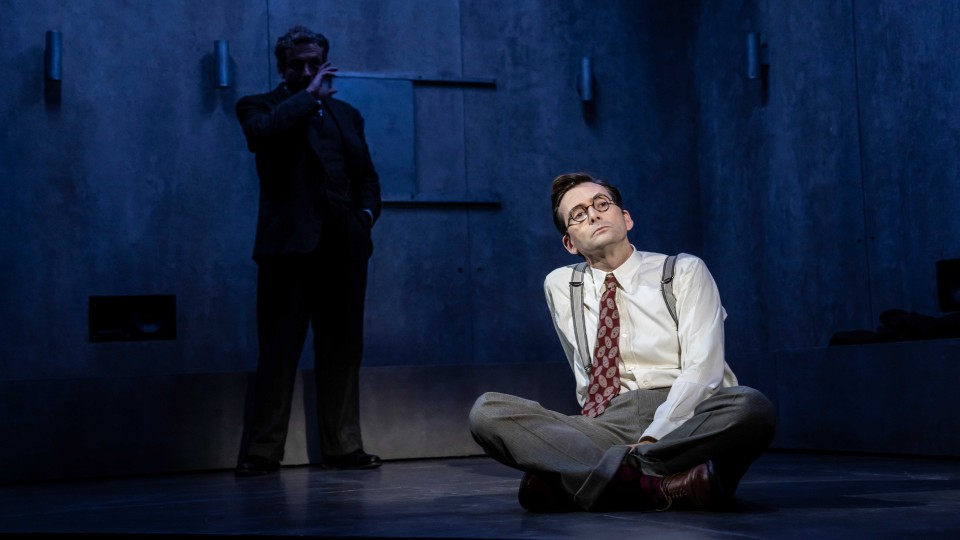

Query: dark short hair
left=550, top=172, right=623, bottom=234
left=274, top=25, right=329, bottom=70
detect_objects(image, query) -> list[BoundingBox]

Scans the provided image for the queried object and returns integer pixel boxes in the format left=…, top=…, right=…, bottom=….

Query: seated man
left=470, top=172, right=776, bottom=512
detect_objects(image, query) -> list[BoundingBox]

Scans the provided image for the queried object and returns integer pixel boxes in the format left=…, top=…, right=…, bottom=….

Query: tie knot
left=604, top=273, right=618, bottom=291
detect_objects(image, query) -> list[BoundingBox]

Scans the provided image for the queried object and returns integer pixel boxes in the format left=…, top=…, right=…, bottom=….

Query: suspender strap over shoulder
left=569, top=262, right=592, bottom=373
left=661, top=254, right=679, bottom=327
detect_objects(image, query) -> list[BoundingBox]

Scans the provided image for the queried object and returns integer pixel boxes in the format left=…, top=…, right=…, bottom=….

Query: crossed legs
left=469, top=386, right=775, bottom=511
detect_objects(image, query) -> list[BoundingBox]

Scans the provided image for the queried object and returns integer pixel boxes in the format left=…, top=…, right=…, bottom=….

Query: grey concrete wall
left=1, top=1, right=702, bottom=380
left=695, top=0, right=870, bottom=361
left=2, top=0, right=959, bottom=482
left=854, top=1, right=960, bottom=320
left=692, top=0, right=875, bottom=398
left=1, top=0, right=265, bottom=379
left=694, top=0, right=960, bottom=393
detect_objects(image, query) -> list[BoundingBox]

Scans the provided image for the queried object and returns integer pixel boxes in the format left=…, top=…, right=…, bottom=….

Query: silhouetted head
left=275, top=26, right=330, bottom=92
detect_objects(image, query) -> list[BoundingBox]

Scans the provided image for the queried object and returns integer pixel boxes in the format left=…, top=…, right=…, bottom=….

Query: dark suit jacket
left=237, top=85, right=381, bottom=260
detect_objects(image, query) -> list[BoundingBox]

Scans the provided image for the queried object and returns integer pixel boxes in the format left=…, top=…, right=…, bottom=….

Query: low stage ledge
left=0, top=363, right=578, bottom=484
left=1, top=339, right=957, bottom=485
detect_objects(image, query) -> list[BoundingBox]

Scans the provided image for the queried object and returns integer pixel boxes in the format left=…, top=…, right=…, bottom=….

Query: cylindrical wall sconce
left=577, top=56, right=594, bottom=102
left=746, top=32, right=769, bottom=81
left=746, top=33, right=760, bottom=80
left=214, top=39, right=230, bottom=88
left=44, top=30, right=62, bottom=81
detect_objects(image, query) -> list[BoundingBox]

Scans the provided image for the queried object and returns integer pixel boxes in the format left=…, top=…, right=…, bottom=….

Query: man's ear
left=623, top=209, right=634, bottom=232
left=562, top=233, right=579, bottom=256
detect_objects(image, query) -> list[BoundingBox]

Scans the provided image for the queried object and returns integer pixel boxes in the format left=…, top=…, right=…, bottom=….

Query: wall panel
left=0, top=0, right=267, bottom=379
left=759, top=0, right=872, bottom=350
left=853, top=0, right=960, bottom=319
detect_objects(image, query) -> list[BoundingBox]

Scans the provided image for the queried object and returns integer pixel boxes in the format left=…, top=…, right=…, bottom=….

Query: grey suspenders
left=568, top=255, right=678, bottom=373
left=568, top=262, right=591, bottom=372
left=660, top=254, right=679, bottom=325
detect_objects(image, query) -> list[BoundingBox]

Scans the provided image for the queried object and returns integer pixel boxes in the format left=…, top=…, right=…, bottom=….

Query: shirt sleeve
left=641, top=256, right=727, bottom=441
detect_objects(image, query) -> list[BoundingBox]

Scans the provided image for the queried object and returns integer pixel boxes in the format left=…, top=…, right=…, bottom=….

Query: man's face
left=279, top=42, right=327, bottom=92
left=558, top=182, right=633, bottom=257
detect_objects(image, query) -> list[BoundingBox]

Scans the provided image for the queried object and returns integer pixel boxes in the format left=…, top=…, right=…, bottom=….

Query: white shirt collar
left=588, top=246, right=641, bottom=296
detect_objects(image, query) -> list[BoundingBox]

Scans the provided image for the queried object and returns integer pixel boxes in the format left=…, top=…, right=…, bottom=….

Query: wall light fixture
left=214, top=39, right=230, bottom=88
left=44, top=30, right=62, bottom=82
left=577, top=56, right=594, bottom=102
left=746, top=32, right=768, bottom=80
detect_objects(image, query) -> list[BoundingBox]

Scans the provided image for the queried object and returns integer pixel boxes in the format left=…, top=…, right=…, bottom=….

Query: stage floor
left=1, top=452, right=959, bottom=539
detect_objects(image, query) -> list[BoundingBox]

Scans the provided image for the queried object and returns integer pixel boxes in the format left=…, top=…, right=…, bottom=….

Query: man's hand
left=628, top=436, right=658, bottom=450
left=307, top=61, right=339, bottom=99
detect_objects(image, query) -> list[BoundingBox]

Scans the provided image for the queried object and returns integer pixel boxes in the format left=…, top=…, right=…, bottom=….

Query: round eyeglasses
left=567, top=195, right=618, bottom=227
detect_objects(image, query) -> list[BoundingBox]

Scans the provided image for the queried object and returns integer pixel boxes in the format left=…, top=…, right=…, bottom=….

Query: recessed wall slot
left=89, top=295, right=176, bottom=342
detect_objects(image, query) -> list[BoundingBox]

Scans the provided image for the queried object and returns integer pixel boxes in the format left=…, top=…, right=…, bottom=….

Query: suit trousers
left=469, top=386, right=776, bottom=510
left=244, top=209, right=373, bottom=462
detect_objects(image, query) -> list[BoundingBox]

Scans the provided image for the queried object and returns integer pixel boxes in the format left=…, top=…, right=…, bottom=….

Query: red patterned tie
left=582, top=273, right=622, bottom=417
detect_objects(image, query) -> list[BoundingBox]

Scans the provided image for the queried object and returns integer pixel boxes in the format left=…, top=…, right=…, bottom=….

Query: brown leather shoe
left=518, top=471, right=580, bottom=512
left=659, top=460, right=725, bottom=511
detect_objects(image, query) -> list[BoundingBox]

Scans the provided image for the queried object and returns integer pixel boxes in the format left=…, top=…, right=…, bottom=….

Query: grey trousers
left=469, top=386, right=776, bottom=510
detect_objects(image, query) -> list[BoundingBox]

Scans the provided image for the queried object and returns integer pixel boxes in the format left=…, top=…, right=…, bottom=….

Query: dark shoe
left=324, top=449, right=382, bottom=470
left=659, top=460, right=725, bottom=511
left=236, top=455, right=280, bottom=477
left=518, top=471, right=580, bottom=513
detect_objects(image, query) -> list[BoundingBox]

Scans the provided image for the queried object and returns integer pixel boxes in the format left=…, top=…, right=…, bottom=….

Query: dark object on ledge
left=829, top=309, right=960, bottom=346
left=938, top=258, right=960, bottom=312
left=89, top=294, right=176, bottom=342
left=829, top=329, right=882, bottom=346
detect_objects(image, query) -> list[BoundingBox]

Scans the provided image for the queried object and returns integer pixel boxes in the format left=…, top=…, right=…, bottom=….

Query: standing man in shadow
left=470, top=172, right=776, bottom=511
left=235, top=25, right=382, bottom=475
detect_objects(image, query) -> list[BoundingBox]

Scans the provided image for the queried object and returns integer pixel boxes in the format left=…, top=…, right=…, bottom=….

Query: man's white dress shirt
left=544, top=248, right=738, bottom=441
